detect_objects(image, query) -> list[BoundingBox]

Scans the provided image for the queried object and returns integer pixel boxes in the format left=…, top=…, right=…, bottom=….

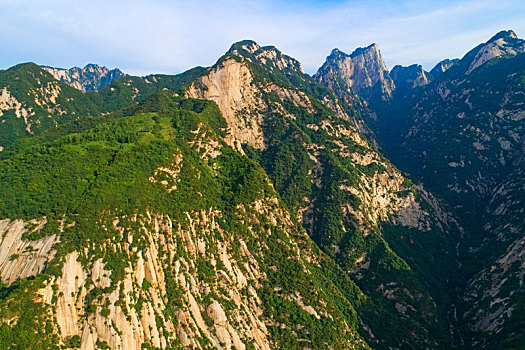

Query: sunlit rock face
left=314, top=44, right=395, bottom=102
left=42, top=64, right=125, bottom=92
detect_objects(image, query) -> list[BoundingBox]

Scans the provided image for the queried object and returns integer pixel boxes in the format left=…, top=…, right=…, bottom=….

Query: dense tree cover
left=0, top=63, right=102, bottom=147
left=4, top=37, right=519, bottom=348
left=0, top=92, right=371, bottom=348
left=0, top=63, right=207, bottom=150
left=223, top=46, right=457, bottom=348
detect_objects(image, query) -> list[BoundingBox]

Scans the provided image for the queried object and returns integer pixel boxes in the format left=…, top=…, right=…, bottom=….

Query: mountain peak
left=465, top=29, right=524, bottom=74
left=488, top=30, right=518, bottom=42
left=227, top=40, right=304, bottom=74
left=430, top=58, right=460, bottom=77
left=83, top=63, right=107, bottom=71
left=41, top=64, right=125, bottom=92
left=390, top=64, right=430, bottom=89
left=228, top=40, right=261, bottom=54
left=350, top=43, right=379, bottom=58
left=315, top=42, right=394, bottom=101
left=330, top=48, right=343, bottom=56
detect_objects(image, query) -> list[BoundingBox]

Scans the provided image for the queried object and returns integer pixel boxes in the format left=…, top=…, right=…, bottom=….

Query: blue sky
left=0, top=0, right=523, bottom=76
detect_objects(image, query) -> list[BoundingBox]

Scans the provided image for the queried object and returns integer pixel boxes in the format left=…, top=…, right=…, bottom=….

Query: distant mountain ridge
left=315, top=29, right=525, bottom=348
left=0, top=29, right=523, bottom=350
left=315, top=30, right=524, bottom=102
left=0, top=37, right=464, bottom=349
left=41, top=63, right=125, bottom=92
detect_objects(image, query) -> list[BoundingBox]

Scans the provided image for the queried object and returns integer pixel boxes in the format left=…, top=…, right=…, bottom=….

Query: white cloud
left=0, top=0, right=523, bottom=75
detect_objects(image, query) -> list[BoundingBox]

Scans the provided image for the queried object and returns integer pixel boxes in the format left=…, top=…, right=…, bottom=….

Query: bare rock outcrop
left=0, top=218, right=59, bottom=285
left=466, top=30, right=524, bottom=74
left=41, top=64, right=125, bottom=92
left=314, top=44, right=395, bottom=101
left=187, top=58, right=266, bottom=151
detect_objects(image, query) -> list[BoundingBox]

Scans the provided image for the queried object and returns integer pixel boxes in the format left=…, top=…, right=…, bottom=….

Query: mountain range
left=0, top=30, right=523, bottom=349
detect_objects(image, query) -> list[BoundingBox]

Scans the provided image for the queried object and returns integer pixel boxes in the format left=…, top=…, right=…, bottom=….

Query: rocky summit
left=0, top=30, right=523, bottom=350
left=314, top=44, right=395, bottom=103
left=41, top=64, right=126, bottom=93
left=316, top=29, right=525, bottom=349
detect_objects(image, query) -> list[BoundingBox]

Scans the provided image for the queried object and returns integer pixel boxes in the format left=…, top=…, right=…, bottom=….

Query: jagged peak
left=390, top=64, right=427, bottom=79
left=41, top=63, right=123, bottom=75
left=390, top=64, right=430, bottom=89
left=327, top=43, right=380, bottom=59
left=488, top=30, right=518, bottom=43
left=430, top=58, right=460, bottom=76
left=391, top=63, right=423, bottom=72
left=40, top=63, right=125, bottom=92
left=328, top=48, right=349, bottom=58
left=325, top=43, right=383, bottom=65
left=226, top=40, right=304, bottom=74
left=350, top=43, right=380, bottom=58
left=83, top=63, right=111, bottom=72
left=315, top=42, right=394, bottom=101
left=330, top=48, right=342, bottom=56
left=464, top=29, right=524, bottom=75
left=84, top=63, right=101, bottom=69
left=228, top=39, right=261, bottom=54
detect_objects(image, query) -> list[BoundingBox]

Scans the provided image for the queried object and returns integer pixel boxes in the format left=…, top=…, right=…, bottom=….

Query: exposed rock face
left=314, top=44, right=395, bottom=102
left=465, top=30, right=524, bottom=74
left=188, top=43, right=436, bottom=235
left=0, top=86, right=40, bottom=134
left=429, top=58, right=459, bottom=78
left=390, top=64, right=430, bottom=90
left=0, top=62, right=104, bottom=146
left=186, top=57, right=266, bottom=150
left=30, top=198, right=367, bottom=349
left=187, top=42, right=460, bottom=349
left=319, top=30, right=525, bottom=348
left=41, top=64, right=125, bottom=92
left=0, top=218, right=59, bottom=284
left=6, top=32, right=523, bottom=348
left=463, top=236, right=525, bottom=337
left=0, top=95, right=370, bottom=349
left=228, top=40, right=305, bottom=75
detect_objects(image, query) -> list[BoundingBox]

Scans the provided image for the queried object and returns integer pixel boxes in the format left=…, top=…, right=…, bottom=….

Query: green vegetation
left=0, top=63, right=207, bottom=150
left=0, top=91, right=370, bottom=348
left=0, top=63, right=101, bottom=147
left=2, top=35, right=520, bottom=349
left=217, top=44, right=459, bottom=349
left=337, top=37, right=525, bottom=349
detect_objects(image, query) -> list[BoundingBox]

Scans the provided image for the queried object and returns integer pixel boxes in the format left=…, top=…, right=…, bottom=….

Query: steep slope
left=429, top=59, right=460, bottom=79
left=463, top=30, right=524, bottom=75
left=88, top=66, right=207, bottom=113
left=459, top=163, right=525, bottom=348
left=186, top=41, right=463, bottom=349
left=316, top=30, right=525, bottom=348
left=0, top=63, right=101, bottom=148
left=390, top=64, right=430, bottom=92
left=314, top=44, right=395, bottom=104
left=0, top=40, right=464, bottom=349
left=0, top=62, right=207, bottom=150
left=0, top=38, right=485, bottom=349
left=41, top=64, right=126, bottom=93
left=0, top=92, right=370, bottom=349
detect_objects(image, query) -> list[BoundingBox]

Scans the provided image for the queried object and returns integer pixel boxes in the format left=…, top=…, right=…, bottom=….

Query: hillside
left=316, top=29, right=525, bottom=348
left=0, top=31, right=522, bottom=349
left=41, top=64, right=126, bottom=93
left=0, top=92, right=372, bottom=349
